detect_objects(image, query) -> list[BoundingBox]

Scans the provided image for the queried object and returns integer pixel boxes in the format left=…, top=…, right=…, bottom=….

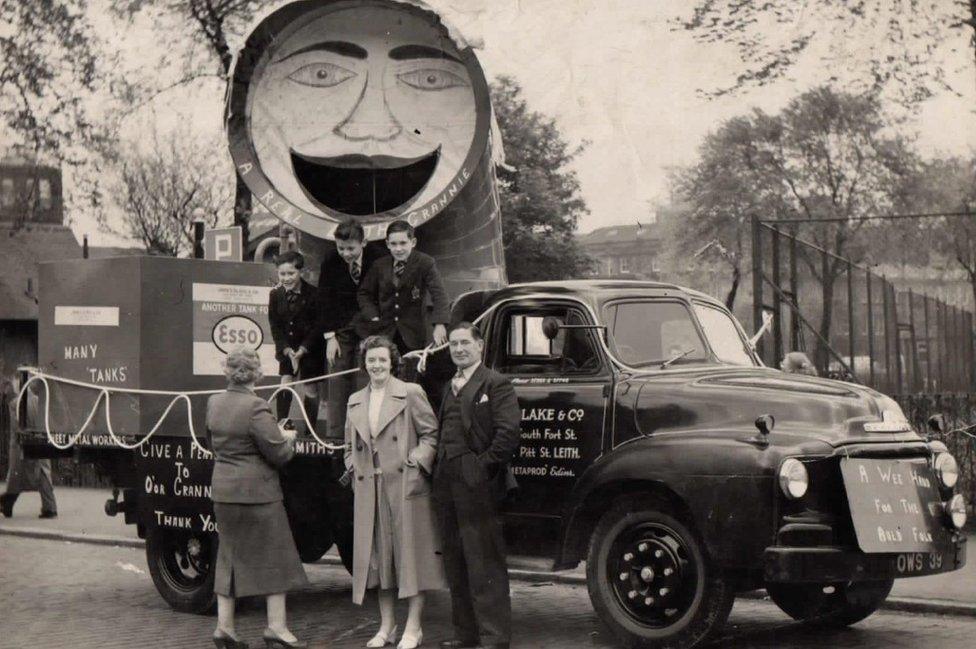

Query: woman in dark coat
left=207, top=347, right=309, bottom=649
left=345, top=336, right=446, bottom=649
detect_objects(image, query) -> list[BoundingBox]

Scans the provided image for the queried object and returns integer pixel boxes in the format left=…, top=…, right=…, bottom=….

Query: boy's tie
left=350, top=260, right=361, bottom=284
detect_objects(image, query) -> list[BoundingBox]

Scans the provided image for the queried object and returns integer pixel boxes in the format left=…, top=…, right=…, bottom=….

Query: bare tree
left=678, top=0, right=976, bottom=109
left=111, top=0, right=273, bottom=253
left=110, top=129, right=234, bottom=256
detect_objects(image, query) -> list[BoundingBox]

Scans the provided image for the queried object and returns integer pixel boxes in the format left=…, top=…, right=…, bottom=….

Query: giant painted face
left=229, top=0, right=488, bottom=239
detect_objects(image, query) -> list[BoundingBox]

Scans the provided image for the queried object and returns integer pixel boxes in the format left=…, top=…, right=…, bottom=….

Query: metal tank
left=225, top=0, right=507, bottom=297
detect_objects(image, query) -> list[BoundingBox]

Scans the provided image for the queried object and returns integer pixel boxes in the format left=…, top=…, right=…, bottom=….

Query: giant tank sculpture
left=225, top=0, right=507, bottom=296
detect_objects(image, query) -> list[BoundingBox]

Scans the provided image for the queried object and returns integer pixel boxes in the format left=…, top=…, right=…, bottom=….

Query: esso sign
left=212, top=316, right=264, bottom=353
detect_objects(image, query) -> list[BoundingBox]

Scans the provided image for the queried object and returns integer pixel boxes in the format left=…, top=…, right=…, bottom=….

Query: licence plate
left=840, top=458, right=949, bottom=554
left=894, top=550, right=946, bottom=576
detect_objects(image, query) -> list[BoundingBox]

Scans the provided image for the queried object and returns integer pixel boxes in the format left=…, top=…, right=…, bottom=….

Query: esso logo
left=212, top=316, right=264, bottom=353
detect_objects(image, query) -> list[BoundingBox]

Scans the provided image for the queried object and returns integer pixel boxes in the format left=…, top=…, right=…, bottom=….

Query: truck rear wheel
left=586, top=498, right=734, bottom=648
left=766, top=579, right=893, bottom=627
left=145, top=528, right=216, bottom=614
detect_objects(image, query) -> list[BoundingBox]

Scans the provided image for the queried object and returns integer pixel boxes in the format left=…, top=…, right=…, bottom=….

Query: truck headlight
left=934, top=453, right=959, bottom=489
left=947, top=494, right=967, bottom=529
left=778, top=458, right=809, bottom=499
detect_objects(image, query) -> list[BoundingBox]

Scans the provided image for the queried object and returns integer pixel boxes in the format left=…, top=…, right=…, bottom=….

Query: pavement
left=4, top=534, right=976, bottom=649
left=2, top=483, right=976, bottom=618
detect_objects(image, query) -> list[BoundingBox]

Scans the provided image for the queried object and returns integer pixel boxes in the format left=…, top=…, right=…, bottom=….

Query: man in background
left=1, top=369, right=57, bottom=519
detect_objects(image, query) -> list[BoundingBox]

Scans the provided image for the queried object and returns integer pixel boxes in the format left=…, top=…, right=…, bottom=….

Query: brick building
left=577, top=222, right=662, bottom=279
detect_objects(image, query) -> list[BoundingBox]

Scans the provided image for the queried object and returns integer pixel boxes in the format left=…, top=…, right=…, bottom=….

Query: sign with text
left=203, top=226, right=243, bottom=261
left=841, top=458, right=948, bottom=553
left=191, top=282, right=277, bottom=376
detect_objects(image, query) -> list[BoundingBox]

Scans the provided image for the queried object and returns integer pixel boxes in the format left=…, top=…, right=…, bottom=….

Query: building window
left=1, top=178, right=14, bottom=208
left=651, top=257, right=660, bottom=272
left=619, top=256, right=630, bottom=273
left=38, top=178, right=52, bottom=210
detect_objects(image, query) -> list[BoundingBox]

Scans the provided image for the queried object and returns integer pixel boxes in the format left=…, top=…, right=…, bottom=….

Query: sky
left=65, top=0, right=976, bottom=245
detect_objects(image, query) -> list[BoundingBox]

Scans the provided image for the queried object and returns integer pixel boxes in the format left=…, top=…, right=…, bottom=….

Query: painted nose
left=335, top=72, right=401, bottom=141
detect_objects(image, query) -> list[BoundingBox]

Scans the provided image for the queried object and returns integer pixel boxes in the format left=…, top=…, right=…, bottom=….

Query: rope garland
left=15, top=302, right=499, bottom=456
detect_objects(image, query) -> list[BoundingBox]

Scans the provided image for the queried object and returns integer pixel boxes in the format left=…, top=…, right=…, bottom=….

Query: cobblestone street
left=2, top=536, right=975, bottom=649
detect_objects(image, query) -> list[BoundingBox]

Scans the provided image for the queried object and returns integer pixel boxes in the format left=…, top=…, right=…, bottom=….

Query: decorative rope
left=16, top=368, right=359, bottom=456
left=15, top=302, right=500, bottom=455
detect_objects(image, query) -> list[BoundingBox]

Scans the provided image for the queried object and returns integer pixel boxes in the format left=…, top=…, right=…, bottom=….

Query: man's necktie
left=350, top=261, right=361, bottom=284
left=394, top=259, right=405, bottom=280
left=451, top=369, right=466, bottom=396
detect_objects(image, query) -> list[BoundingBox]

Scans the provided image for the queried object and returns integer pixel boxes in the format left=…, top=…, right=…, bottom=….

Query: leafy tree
left=678, top=0, right=976, bottom=108
left=110, top=0, right=271, bottom=251
left=110, top=128, right=234, bottom=256
left=894, top=156, right=976, bottom=308
left=491, top=76, right=594, bottom=282
left=670, top=87, right=916, bottom=368
left=0, top=0, right=113, bottom=224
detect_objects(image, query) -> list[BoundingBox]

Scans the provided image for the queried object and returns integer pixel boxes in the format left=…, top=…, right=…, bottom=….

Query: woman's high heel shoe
left=262, top=629, right=307, bottom=649
left=213, top=629, right=249, bottom=649
left=366, top=625, right=398, bottom=648
left=397, top=629, right=423, bottom=649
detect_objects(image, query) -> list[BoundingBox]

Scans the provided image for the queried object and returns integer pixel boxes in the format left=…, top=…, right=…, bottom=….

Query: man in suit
left=434, top=322, right=521, bottom=649
left=357, top=220, right=450, bottom=359
left=317, top=219, right=386, bottom=439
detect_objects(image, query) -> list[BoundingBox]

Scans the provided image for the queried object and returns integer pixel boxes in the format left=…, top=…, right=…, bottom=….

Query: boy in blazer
left=357, top=220, right=450, bottom=359
left=317, top=219, right=387, bottom=438
left=433, top=322, right=521, bottom=649
left=268, top=251, right=323, bottom=426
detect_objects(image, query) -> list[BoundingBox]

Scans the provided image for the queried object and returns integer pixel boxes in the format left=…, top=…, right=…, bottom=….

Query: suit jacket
left=438, top=364, right=521, bottom=498
left=356, top=250, right=450, bottom=350
left=268, top=279, right=322, bottom=364
left=206, top=385, right=295, bottom=504
left=317, top=242, right=387, bottom=339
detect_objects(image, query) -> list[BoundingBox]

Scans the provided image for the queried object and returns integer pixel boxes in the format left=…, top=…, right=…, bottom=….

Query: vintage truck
left=19, top=268, right=967, bottom=649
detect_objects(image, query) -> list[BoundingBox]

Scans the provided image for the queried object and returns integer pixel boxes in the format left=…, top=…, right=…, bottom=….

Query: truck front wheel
left=766, top=579, right=893, bottom=627
left=145, top=528, right=216, bottom=614
left=586, top=498, right=734, bottom=648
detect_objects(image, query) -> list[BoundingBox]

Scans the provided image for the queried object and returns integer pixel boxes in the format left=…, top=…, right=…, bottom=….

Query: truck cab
left=459, top=280, right=966, bottom=648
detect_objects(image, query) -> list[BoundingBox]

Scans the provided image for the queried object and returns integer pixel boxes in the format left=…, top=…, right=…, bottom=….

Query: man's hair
left=274, top=250, right=304, bottom=269
left=334, top=219, right=365, bottom=243
left=449, top=321, right=483, bottom=342
left=385, top=219, right=415, bottom=240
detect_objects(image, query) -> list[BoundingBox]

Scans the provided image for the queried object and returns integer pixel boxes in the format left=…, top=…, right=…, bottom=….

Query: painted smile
left=291, top=149, right=439, bottom=216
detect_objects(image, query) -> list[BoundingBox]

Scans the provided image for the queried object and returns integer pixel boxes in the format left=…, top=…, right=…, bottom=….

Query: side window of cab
left=493, top=306, right=604, bottom=377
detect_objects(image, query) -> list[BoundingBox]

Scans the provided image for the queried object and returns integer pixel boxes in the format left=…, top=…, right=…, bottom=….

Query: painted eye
left=288, top=62, right=356, bottom=88
left=397, top=69, right=468, bottom=91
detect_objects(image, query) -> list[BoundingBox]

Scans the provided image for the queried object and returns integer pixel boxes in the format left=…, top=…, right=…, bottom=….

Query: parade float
left=16, top=2, right=969, bottom=648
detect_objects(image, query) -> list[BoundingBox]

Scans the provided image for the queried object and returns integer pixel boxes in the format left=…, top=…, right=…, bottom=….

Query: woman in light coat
left=345, top=335, right=446, bottom=649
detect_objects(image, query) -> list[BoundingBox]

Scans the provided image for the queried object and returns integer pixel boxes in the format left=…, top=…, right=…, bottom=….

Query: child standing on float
left=268, top=251, right=323, bottom=427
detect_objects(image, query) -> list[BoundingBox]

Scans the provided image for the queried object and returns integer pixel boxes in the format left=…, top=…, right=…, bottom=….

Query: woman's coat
left=344, top=377, right=446, bottom=604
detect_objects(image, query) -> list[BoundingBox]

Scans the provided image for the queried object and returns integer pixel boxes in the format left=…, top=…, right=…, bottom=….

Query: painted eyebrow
left=388, top=44, right=462, bottom=64
left=275, top=41, right=368, bottom=63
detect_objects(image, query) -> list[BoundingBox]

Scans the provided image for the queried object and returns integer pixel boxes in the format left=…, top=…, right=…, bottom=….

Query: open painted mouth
left=291, top=149, right=439, bottom=216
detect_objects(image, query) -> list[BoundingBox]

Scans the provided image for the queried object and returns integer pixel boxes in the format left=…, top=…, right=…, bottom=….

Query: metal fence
left=751, top=218, right=975, bottom=394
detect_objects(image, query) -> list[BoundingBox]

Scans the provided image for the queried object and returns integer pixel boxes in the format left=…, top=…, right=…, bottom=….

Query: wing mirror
left=541, top=316, right=562, bottom=340
left=927, top=414, right=946, bottom=435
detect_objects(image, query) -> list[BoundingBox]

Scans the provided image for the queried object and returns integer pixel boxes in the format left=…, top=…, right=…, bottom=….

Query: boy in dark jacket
left=268, top=251, right=323, bottom=426
left=316, top=219, right=386, bottom=438
left=357, top=220, right=450, bottom=362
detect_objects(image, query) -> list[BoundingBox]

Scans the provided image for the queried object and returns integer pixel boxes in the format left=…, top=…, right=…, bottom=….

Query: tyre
left=145, top=527, right=216, bottom=614
left=586, top=497, right=734, bottom=649
left=766, top=579, right=893, bottom=627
